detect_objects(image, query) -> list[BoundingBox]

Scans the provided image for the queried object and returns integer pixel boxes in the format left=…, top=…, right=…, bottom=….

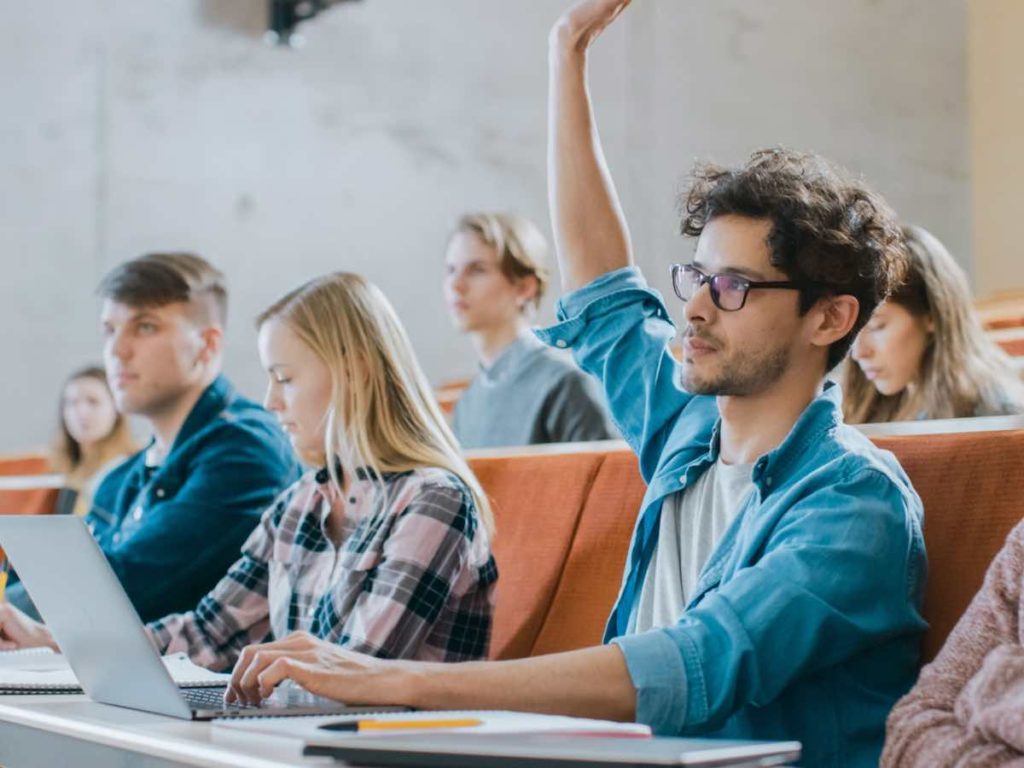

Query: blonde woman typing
left=1, top=273, right=497, bottom=669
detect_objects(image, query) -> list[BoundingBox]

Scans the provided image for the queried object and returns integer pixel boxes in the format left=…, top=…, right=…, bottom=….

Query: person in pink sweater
left=884, top=519, right=1024, bottom=765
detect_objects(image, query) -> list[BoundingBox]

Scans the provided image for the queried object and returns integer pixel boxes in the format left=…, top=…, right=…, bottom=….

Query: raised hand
left=551, top=0, right=632, bottom=53
left=547, top=0, right=635, bottom=292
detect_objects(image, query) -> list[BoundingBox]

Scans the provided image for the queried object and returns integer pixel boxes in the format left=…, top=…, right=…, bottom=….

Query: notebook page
left=0, top=651, right=229, bottom=692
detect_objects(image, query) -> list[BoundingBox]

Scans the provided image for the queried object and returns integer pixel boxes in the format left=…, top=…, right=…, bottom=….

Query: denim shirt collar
left=169, top=375, right=236, bottom=454
left=752, top=381, right=842, bottom=493
left=700, top=381, right=842, bottom=497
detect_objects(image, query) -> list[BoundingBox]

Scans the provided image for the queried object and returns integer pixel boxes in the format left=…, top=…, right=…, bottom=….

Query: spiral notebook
left=0, top=649, right=228, bottom=694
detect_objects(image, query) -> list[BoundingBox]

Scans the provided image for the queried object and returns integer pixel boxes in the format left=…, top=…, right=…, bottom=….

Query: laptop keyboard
left=180, top=686, right=258, bottom=712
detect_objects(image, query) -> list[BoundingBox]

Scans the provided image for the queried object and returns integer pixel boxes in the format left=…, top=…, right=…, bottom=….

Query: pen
left=0, top=552, right=9, bottom=602
left=320, top=717, right=483, bottom=732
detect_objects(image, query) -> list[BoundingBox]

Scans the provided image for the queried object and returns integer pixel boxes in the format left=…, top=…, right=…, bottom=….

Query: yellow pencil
left=321, top=717, right=483, bottom=732
left=0, top=554, right=9, bottom=602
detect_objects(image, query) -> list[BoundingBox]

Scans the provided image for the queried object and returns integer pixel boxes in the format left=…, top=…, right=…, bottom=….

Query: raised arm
left=548, top=0, right=634, bottom=292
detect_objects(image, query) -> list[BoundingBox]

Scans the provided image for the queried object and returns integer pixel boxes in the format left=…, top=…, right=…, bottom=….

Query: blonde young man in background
left=444, top=212, right=616, bottom=448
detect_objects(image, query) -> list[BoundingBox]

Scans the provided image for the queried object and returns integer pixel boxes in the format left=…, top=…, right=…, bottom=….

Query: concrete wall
left=969, top=0, right=1024, bottom=297
left=0, top=0, right=968, bottom=453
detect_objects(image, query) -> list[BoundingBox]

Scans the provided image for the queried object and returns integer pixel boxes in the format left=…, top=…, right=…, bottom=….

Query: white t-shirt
left=632, top=457, right=755, bottom=633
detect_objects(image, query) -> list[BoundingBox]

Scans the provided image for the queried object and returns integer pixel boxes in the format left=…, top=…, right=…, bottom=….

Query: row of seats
left=0, top=454, right=61, bottom=517
left=3, top=423, right=1023, bottom=664
left=976, top=290, right=1024, bottom=331
left=474, top=424, right=1024, bottom=664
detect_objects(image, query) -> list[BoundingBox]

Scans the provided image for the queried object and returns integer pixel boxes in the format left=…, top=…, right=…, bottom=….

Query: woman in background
left=443, top=211, right=616, bottom=448
left=51, top=365, right=136, bottom=515
left=844, top=225, right=1024, bottom=423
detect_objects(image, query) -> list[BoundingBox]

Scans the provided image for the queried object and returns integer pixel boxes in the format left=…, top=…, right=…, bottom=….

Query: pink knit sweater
left=883, top=518, right=1024, bottom=767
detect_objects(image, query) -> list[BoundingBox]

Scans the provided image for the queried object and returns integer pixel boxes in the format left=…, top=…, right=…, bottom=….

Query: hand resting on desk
left=0, top=602, right=58, bottom=652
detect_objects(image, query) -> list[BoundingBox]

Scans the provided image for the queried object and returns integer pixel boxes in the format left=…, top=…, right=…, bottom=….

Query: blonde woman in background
left=444, top=211, right=616, bottom=448
left=3, top=273, right=497, bottom=673
left=844, top=225, right=1024, bottom=423
left=51, top=365, right=137, bottom=515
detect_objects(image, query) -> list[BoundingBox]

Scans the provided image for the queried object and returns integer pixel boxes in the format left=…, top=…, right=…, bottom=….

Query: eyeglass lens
left=675, top=266, right=748, bottom=311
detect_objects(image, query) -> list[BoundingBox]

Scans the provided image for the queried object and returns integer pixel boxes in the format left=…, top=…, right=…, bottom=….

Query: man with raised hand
left=220, top=3, right=925, bottom=765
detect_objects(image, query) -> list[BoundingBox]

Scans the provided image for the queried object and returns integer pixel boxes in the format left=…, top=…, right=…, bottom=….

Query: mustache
left=682, top=326, right=723, bottom=350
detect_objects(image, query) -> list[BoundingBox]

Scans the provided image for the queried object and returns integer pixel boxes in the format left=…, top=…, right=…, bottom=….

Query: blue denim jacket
left=7, top=376, right=301, bottom=624
left=535, top=268, right=927, bottom=768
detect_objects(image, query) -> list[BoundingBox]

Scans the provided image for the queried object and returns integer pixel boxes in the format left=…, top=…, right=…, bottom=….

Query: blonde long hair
left=844, top=225, right=1024, bottom=423
left=257, top=272, right=494, bottom=535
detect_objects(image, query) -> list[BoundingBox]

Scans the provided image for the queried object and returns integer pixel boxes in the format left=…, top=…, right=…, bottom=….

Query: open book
left=0, top=648, right=229, bottom=694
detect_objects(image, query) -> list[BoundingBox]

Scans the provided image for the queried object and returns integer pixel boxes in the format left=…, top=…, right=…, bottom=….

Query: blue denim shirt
left=7, top=376, right=301, bottom=624
left=535, top=268, right=927, bottom=768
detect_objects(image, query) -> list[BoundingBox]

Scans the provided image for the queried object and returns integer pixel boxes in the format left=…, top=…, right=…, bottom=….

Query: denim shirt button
left=765, top=476, right=773, bottom=487
left=155, top=488, right=166, bottom=499
left=679, top=475, right=687, bottom=485
left=132, top=506, right=143, bottom=521
left=112, top=532, right=121, bottom=544
left=555, top=339, right=568, bottom=348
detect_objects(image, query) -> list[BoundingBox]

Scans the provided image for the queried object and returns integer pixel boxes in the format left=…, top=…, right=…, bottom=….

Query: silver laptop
left=303, top=733, right=801, bottom=767
left=0, top=515, right=407, bottom=720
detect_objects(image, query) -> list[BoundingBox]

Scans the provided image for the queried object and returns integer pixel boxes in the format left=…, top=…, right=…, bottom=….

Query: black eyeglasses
left=670, top=263, right=808, bottom=312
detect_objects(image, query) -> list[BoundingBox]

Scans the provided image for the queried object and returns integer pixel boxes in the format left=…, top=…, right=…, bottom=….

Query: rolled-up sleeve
left=611, top=628, right=691, bottom=734
left=612, top=469, right=925, bottom=736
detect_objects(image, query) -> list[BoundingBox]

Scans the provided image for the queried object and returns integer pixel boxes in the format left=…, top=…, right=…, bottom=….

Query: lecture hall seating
left=471, top=416, right=1024, bottom=664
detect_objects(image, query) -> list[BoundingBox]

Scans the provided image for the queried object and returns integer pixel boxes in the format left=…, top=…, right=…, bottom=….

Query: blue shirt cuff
left=611, top=629, right=690, bottom=735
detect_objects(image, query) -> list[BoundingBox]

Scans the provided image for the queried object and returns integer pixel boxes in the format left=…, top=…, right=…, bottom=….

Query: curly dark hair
left=680, top=148, right=907, bottom=371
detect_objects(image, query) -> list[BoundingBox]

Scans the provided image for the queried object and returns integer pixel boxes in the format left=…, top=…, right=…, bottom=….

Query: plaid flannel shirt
left=147, top=464, right=497, bottom=671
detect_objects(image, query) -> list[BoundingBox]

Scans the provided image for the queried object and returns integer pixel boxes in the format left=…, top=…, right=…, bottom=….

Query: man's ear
left=515, top=275, right=540, bottom=312
left=809, top=295, right=859, bottom=350
left=196, top=326, right=224, bottom=366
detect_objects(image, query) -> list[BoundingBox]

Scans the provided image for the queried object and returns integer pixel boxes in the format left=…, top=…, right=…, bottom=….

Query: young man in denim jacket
left=0, top=253, right=300, bottom=625
left=208, top=3, right=925, bottom=765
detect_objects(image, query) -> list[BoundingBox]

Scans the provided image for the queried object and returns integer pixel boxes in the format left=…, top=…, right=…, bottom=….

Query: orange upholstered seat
left=472, top=428, right=1024, bottom=669
left=470, top=451, right=607, bottom=660
left=0, top=454, right=51, bottom=477
left=993, top=331, right=1024, bottom=357
left=530, top=449, right=640, bottom=655
left=873, top=430, right=1024, bottom=661
left=0, top=453, right=61, bottom=517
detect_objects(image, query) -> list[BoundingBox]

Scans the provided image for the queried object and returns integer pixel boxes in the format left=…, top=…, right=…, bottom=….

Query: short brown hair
left=681, top=148, right=906, bottom=370
left=97, top=252, right=228, bottom=327
left=453, top=212, right=551, bottom=309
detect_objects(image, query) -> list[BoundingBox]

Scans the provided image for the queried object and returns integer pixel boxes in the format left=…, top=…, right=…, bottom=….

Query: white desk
left=0, top=694, right=352, bottom=768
